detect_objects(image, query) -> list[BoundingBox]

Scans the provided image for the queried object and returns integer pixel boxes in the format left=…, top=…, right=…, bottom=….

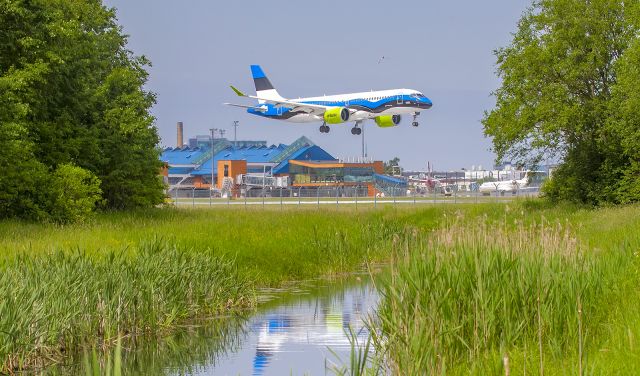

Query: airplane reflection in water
left=190, top=281, right=378, bottom=376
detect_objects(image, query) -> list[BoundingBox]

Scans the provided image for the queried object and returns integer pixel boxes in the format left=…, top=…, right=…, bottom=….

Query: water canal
left=193, top=276, right=379, bottom=375
left=41, top=274, right=380, bottom=375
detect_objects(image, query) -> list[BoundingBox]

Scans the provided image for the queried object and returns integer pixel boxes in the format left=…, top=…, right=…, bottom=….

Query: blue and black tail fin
left=250, top=65, right=284, bottom=102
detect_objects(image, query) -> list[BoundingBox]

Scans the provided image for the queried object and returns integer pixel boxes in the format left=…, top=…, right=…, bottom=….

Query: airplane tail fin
left=251, top=65, right=285, bottom=103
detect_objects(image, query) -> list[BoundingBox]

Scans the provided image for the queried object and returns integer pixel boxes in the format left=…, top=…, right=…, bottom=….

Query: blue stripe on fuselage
left=247, top=95, right=433, bottom=119
left=304, top=95, right=432, bottom=108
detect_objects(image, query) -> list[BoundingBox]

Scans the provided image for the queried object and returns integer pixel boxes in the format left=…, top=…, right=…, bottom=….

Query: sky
left=102, top=0, right=531, bottom=171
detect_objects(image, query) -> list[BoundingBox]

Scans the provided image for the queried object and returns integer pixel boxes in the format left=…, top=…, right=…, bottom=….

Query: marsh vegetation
left=1, top=204, right=639, bottom=374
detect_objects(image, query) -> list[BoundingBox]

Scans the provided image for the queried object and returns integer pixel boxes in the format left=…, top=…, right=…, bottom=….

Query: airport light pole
left=210, top=127, right=221, bottom=191
left=232, top=120, right=239, bottom=149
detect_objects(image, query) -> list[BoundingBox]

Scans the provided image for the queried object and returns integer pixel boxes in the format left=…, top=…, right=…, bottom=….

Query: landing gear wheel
left=351, top=121, right=363, bottom=135
left=320, top=124, right=330, bottom=133
left=412, top=113, right=420, bottom=127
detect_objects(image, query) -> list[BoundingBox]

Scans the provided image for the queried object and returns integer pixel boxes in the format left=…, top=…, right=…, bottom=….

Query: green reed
left=371, top=211, right=636, bottom=375
left=0, top=239, right=252, bottom=373
left=2, top=204, right=638, bottom=374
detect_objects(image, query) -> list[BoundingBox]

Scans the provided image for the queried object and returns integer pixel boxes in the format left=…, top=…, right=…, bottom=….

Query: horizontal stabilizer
left=227, top=83, right=333, bottom=115
left=230, top=85, right=247, bottom=97
left=223, top=103, right=267, bottom=112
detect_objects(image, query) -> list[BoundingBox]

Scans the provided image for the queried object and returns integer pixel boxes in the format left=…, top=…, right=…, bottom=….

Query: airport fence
left=166, top=183, right=540, bottom=208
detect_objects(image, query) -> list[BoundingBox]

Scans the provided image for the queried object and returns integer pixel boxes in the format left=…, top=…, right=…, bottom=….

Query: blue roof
left=189, top=144, right=287, bottom=175
left=168, top=167, right=195, bottom=175
left=221, top=145, right=286, bottom=163
left=272, top=145, right=336, bottom=175
left=374, top=173, right=407, bottom=186
left=160, top=147, right=205, bottom=165
left=162, top=136, right=335, bottom=176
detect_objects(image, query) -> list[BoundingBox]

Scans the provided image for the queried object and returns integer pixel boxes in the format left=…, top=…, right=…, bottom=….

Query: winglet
left=230, top=85, right=246, bottom=97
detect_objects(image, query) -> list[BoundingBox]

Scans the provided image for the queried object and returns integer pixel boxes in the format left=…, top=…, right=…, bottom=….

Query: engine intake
left=375, top=115, right=401, bottom=127
left=323, top=107, right=350, bottom=124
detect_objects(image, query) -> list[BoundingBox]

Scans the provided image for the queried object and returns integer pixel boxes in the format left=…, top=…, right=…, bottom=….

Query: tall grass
left=82, top=337, right=122, bottom=376
left=2, top=204, right=638, bottom=373
left=328, top=326, right=380, bottom=376
left=371, top=211, right=634, bottom=374
left=0, top=207, right=403, bottom=285
left=0, top=239, right=252, bottom=373
left=0, top=207, right=408, bottom=372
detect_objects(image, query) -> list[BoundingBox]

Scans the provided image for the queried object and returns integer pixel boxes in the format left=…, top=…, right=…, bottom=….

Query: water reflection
left=192, top=277, right=378, bottom=376
left=33, top=276, right=377, bottom=376
left=33, top=316, right=247, bottom=376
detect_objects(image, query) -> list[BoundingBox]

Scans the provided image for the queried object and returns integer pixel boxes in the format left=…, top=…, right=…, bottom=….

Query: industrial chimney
left=176, top=122, right=184, bottom=148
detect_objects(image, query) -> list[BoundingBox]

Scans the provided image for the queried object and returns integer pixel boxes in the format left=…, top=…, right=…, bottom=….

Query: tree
left=49, top=164, right=103, bottom=224
left=482, top=0, right=639, bottom=204
left=0, top=0, right=164, bottom=220
left=384, top=157, right=401, bottom=175
left=608, top=33, right=640, bottom=203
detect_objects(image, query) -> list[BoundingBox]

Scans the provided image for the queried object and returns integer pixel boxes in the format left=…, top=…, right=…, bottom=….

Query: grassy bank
left=1, top=203, right=639, bottom=373
left=0, top=207, right=410, bottom=372
left=370, top=205, right=640, bottom=374
left=0, top=207, right=420, bottom=285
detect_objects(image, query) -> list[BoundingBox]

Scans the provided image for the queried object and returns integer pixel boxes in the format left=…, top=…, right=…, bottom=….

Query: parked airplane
left=479, top=171, right=533, bottom=196
left=225, top=65, right=433, bottom=135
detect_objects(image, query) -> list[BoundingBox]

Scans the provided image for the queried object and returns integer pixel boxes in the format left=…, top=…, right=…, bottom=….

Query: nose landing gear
left=412, top=112, right=420, bottom=127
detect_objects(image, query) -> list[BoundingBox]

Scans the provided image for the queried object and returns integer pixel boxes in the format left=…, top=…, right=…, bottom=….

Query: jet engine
left=323, top=107, right=350, bottom=124
left=374, top=115, right=401, bottom=127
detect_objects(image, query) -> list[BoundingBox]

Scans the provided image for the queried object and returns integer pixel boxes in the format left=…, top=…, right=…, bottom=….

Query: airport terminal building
left=161, top=133, right=407, bottom=198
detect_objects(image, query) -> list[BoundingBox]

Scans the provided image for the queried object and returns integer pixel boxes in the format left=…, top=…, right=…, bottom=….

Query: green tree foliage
left=483, top=0, right=640, bottom=204
left=49, top=164, right=103, bottom=224
left=384, top=157, right=401, bottom=175
left=608, top=11, right=640, bottom=203
left=0, top=123, right=50, bottom=221
left=0, top=0, right=164, bottom=220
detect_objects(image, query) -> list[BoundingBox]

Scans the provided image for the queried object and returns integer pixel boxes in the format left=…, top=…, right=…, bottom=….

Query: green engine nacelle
left=323, top=107, right=350, bottom=124
left=374, top=115, right=401, bottom=127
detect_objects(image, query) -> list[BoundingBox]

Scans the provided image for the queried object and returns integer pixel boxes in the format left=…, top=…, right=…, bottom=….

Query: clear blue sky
left=103, top=0, right=530, bottom=171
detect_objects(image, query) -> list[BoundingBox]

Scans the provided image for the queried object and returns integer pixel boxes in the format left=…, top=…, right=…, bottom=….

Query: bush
left=49, top=164, right=103, bottom=224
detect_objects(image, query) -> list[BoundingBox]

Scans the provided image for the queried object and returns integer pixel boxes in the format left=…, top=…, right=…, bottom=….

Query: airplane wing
left=230, top=85, right=347, bottom=115
left=223, top=103, right=267, bottom=112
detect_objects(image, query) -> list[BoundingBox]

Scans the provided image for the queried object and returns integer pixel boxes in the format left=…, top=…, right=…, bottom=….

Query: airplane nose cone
left=423, top=98, right=433, bottom=108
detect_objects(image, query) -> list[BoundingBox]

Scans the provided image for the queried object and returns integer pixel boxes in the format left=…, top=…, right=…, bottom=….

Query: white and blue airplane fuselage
left=226, top=65, right=432, bottom=135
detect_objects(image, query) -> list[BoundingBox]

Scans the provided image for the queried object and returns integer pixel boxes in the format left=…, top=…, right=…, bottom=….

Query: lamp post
left=232, top=120, right=239, bottom=149
left=209, top=127, right=222, bottom=191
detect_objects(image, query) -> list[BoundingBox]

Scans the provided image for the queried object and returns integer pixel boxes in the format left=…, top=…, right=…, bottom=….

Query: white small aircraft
left=225, top=65, right=433, bottom=135
left=479, top=172, right=532, bottom=195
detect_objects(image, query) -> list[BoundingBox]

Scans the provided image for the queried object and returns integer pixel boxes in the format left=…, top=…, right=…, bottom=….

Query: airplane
left=225, top=65, right=433, bottom=135
left=478, top=171, right=533, bottom=196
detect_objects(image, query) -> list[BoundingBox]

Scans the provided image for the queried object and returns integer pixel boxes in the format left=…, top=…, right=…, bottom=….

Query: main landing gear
left=412, top=112, right=420, bottom=127
left=350, top=121, right=362, bottom=135
left=319, top=122, right=330, bottom=133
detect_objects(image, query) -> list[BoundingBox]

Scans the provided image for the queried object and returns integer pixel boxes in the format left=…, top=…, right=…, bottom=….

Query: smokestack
left=176, top=122, right=184, bottom=148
